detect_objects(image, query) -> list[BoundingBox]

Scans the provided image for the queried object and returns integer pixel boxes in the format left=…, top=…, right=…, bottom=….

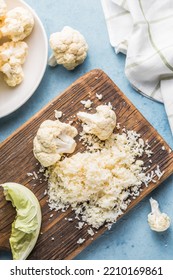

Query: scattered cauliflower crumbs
left=106, top=223, right=113, bottom=230
left=107, top=102, right=113, bottom=109
left=155, top=165, right=165, bottom=180
left=145, top=149, right=153, bottom=158
left=96, top=93, right=103, bottom=100
left=39, top=166, right=45, bottom=173
left=33, top=171, right=38, bottom=180
left=77, top=105, right=116, bottom=140
left=0, top=0, right=6, bottom=22
left=48, top=26, right=88, bottom=70
left=144, top=171, right=156, bottom=187
left=27, top=172, right=33, bottom=177
left=116, top=123, right=121, bottom=130
left=33, top=119, right=78, bottom=167
left=148, top=198, right=171, bottom=232
left=77, top=238, right=85, bottom=244
left=87, top=228, right=95, bottom=236
left=44, top=189, right=47, bottom=196
left=76, top=222, right=84, bottom=229
left=54, top=110, right=63, bottom=119
left=143, top=165, right=165, bottom=187
left=0, top=41, right=28, bottom=87
left=47, top=131, right=148, bottom=229
left=80, top=99, right=93, bottom=109
left=68, top=120, right=74, bottom=125
left=0, top=7, right=34, bottom=41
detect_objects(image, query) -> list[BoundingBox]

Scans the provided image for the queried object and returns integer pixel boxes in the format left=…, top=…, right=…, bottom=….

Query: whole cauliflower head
left=0, top=7, right=34, bottom=41
left=33, top=119, right=78, bottom=167
left=0, top=41, right=28, bottom=87
left=148, top=198, right=171, bottom=232
left=49, top=26, right=88, bottom=70
left=77, top=105, right=117, bottom=140
left=0, top=0, right=7, bottom=22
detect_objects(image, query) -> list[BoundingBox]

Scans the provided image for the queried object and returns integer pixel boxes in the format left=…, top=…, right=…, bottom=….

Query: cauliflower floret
left=48, top=26, right=88, bottom=70
left=80, top=99, right=93, bottom=109
left=148, top=198, right=171, bottom=232
left=33, top=119, right=78, bottom=167
left=77, top=105, right=117, bottom=140
left=0, top=7, right=34, bottom=41
left=1, top=63, right=24, bottom=87
left=0, top=41, right=28, bottom=87
left=0, top=0, right=7, bottom=22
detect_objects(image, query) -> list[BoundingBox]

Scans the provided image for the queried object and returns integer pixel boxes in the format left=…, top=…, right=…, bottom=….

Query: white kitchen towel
left=101, top=0, right=173, bottom=134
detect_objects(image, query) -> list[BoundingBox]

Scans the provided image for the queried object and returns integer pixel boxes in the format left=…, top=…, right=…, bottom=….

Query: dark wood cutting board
left=0, top=69, right=173, bottom=260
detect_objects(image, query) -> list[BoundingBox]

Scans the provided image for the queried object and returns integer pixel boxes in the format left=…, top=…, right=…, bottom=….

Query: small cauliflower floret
left=0, top=0, right=7, bottom=22
left=77, top=105, right=116, bottom=140
left=48, top=26, right=88, bottom=70
left=148, top=198, right=171, bottom=232
left=0, top=7, right=34, bottom=41
left=33, top=119, right=78, bottom=167
left=0, top=41, right=28, bottom=87
left=1, top=63, right=24, bottom=87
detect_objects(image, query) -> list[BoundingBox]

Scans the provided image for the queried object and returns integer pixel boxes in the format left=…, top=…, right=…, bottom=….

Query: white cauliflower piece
left=80, top=99, right=93, bottom=109
left=1, top=63, right=24, bottom=87
left=33, top=119, right=78, bottom=167
left=0, top=41, right=28, bottom=87
left=77, top=105, right=117, bottom=140
left=0, top=7, right=34, bottom=41
left=148, top=198, right=171, bottom=232
left=48, top=26, right=88, bottom=70
left=0, top=0, right=7, bottom=22
left=54, top=110, right=62, bottom=119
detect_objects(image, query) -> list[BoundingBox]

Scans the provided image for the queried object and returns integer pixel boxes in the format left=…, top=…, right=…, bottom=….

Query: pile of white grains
left=47, top=130, right=156, bottom=229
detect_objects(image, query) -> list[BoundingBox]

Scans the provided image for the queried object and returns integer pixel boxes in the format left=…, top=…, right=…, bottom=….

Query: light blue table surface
left=0, top=0, right=173, bottom=260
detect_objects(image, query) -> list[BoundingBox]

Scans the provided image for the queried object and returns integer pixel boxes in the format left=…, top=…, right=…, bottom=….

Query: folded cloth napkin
left=101, top=0, right=173, bottom=134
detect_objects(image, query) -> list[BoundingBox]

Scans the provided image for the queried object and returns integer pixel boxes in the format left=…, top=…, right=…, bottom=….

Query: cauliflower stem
left=55, top=133, right=77, bottom=154
left=148, top=198, right=171, bottom=232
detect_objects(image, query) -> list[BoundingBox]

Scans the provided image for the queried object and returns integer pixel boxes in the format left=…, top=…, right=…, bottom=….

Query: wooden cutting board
left=0, top=69, right=173, bottom=260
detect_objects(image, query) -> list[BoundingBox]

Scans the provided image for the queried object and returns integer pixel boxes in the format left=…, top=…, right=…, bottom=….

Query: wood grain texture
left=0, top=69, right=173, bottom=260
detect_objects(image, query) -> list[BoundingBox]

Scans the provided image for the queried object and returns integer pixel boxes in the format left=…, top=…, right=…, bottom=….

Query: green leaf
left=1, top=182, right=42, bottom=260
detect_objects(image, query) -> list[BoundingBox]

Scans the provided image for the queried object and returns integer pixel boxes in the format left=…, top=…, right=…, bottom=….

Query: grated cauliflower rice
left=47, top=131, right=149, bottom=229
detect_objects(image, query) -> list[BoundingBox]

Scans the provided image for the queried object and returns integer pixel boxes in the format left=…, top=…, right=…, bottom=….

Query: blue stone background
left=0, top=0, right=172, bottom=260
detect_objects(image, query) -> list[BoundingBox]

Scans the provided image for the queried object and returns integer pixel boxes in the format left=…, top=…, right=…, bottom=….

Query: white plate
left=0, top=0, right=48, bottom=118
